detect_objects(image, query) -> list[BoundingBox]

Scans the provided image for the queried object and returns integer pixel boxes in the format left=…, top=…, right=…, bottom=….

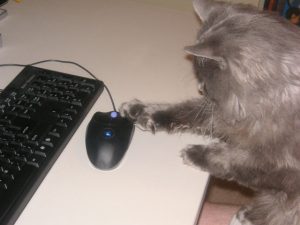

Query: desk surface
left=0, top=0, right=209, bottom=224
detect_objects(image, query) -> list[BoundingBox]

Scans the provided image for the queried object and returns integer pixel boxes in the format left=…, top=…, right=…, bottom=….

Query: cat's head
left=185, top=0, right=300, bottom=125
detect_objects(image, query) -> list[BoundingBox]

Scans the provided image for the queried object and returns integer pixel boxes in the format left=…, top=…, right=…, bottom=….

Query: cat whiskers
left=192, top=98, right=215, bottom=137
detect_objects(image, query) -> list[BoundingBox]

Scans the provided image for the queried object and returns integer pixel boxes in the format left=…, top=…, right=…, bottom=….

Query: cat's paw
left=119, top=99, right=158, bottom=133
left=181, top=145, right=206, bottom=169
left=119, top=99, right=146, bottom=121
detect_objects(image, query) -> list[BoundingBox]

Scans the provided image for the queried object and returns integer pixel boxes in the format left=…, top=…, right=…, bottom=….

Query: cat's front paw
left=119, top=99, right=158, bottom=133
left=181, top=145, right=206, bottom=169
left=119, top=99, right=146, bottom=121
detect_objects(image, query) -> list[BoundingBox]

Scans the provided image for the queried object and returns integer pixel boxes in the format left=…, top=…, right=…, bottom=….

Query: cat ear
left=184, top=44, right=227, bottom=69
left=192, top=0, right=215, bottom=21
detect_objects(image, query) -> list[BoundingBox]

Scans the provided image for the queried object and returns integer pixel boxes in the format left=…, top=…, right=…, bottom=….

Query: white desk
left=0, top=0, right=209, bottom=224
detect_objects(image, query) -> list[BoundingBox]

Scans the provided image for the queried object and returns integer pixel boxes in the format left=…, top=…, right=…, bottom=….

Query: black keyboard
left=0, top=66, right=104, bottom=225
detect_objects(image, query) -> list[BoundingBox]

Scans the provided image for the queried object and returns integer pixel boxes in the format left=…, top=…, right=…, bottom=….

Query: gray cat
left=120, top=0, right=300, bottom=224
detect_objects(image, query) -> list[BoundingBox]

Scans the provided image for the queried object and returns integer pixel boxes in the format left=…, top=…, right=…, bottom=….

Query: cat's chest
left=218, top=119, right=273, bottom=146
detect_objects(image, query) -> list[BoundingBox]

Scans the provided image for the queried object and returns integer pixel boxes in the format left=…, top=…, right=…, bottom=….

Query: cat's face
left=185, top=0, right=245, bottom=105
left=184, top=0, right=256, bottom=123
left=193, top=56, right=230, bottom=103
left=185, top=15, right=245, bottom=122
left=191, top=52, right=245, bottom=124
left=185, top=0, right=300, bottom=125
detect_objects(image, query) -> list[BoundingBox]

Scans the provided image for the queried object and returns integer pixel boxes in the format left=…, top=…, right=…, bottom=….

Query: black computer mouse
left=85, top=111, right=135, bottom=170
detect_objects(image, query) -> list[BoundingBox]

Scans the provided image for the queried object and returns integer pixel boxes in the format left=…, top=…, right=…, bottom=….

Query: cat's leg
left=119, top=98, right=214, bottom=134
left=182, top=143, right=300, bottom=225
left=181, top=142, right=238, bottom=180
left=181, top=142, right=300, bottom=194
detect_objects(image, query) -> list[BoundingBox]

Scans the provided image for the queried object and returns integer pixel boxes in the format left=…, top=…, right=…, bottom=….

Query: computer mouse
left=85, top=111, right=135, bottom=170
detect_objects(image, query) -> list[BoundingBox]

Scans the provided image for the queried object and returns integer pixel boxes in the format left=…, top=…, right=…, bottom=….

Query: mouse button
left=105, top=118, right=128, bottom=129
left=120, top=121, right=134, bottom=134
left=112, top=117, right=130, bottom=126
left=92, top=111, right=105, bottom=120
left=87, top=122, right=103, bottom=135
left=93, top=112, right=111, bottom=122
left=118, top=117, right=134, bottom=128
left=113, top=123, right=129, bottom=135
left=86, top=130, right=101, bottom=149
left=114, top=124, right=134, bottom=145
left=121, top=117, right=134, bottom=126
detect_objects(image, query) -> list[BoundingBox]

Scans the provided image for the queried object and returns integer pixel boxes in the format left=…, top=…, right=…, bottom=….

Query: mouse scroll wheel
left=103, top=128, right=114, bottom=139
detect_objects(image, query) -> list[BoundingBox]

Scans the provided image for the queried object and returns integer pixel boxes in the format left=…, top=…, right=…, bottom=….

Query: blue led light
left=103, top=129, right=114, bottom=139
left=110, top=111, right=118, bottom=118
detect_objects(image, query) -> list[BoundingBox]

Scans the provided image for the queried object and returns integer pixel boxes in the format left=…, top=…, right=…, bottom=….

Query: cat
left=119, top=0, right=300, bottom=224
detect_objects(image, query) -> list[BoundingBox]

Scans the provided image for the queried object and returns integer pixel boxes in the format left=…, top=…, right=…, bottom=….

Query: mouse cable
left=0, top=59, right=117, bottom=112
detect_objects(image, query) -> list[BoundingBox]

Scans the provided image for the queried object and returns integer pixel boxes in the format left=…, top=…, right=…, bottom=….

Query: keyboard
left=0, top=66, right=104, bottom=225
